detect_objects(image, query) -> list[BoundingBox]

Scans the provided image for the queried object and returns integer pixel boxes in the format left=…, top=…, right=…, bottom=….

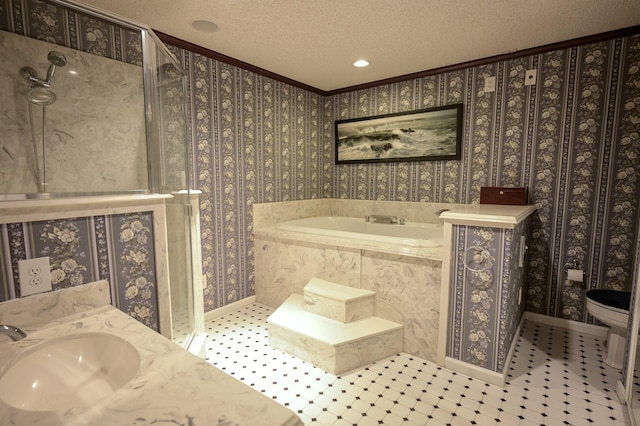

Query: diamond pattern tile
left=204, top=303, right=630, bottom=425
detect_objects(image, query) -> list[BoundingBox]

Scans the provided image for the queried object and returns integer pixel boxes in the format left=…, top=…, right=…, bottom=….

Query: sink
left=0, top=332, right=140, bottom=412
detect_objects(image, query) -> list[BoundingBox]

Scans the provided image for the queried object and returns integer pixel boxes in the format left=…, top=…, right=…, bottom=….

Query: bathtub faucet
left=365, top=215, right=404, bottom=225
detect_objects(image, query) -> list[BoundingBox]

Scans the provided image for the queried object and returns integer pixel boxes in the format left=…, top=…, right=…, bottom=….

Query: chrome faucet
left=365, top=214, right=404, bottom=224
left=0, top=325, right=27, bottom=341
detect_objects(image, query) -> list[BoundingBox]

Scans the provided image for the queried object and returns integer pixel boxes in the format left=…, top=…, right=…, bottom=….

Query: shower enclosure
left=0, top=0, right=204, bottom=353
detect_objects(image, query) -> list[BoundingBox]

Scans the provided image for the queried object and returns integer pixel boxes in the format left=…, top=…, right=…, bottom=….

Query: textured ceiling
left=78, top=0, right=640, bottom=92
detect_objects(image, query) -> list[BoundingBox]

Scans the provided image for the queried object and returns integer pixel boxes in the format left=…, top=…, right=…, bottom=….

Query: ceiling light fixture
left=190, top=19, right=219, bottom=33
left=353, top=59, right=370, bottom=68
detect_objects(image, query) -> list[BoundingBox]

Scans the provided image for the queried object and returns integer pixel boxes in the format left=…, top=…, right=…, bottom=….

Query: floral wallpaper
left=1, top=1, right=639, bottom=342
left=0, top=0, right=142, bottom=65
left=0, top=212, right=159, bottom=331
left=171, top=52, right=326, bottom=311
left=327, top=37, right=640, bottom=325
left=449, top=220, right=528, bottom=372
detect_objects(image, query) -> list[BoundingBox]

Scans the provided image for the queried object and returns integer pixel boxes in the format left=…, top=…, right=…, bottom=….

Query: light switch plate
left=18, top=257, right=52, bottom=297
left=525, top=69, right=537, bottom=86
left=484, top=75, right=496, bottom=92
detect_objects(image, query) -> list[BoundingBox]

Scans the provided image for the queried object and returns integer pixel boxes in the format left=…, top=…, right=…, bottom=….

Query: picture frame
left=335, top=104, right=463, bottom=164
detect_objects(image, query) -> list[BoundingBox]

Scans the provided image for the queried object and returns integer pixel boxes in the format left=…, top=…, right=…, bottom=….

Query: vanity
left=0, top=281, right=302, bottom=426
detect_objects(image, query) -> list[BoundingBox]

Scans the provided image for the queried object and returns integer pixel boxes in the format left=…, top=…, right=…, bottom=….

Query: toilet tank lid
left=586, top=290, right=631, bottom=311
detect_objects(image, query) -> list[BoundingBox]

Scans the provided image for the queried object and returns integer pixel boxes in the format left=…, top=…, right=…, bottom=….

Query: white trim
left=501, top=314, right=525, bottom=381
left=186, top=332, right=208, bottom=359
left=445, top=356, right=506, bottom=387
left=437, top=221, right=453, bottom=366
left=443, top=314, right=525, bottom=388
left=204, top=296, right=257, bottom=321
left=616, top=380, right=627, bottom=404
left=524, top=311, right=609, bottom=338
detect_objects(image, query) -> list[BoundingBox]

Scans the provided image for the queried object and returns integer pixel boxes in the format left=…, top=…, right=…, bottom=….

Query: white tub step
left=304, top=278, right=375, bottom=323
left=267, top=294, right=403, bottom=375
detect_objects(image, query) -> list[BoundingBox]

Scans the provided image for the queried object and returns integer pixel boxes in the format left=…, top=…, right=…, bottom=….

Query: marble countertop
left=0, top=305, right=302, bottom=426
left=254, top=227, right=444, bottom=261
left=440, top=204, right=537, bottom=228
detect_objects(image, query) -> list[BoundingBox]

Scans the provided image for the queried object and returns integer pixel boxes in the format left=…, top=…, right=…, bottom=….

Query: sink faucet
left=0, top=325, right=26, bottom=341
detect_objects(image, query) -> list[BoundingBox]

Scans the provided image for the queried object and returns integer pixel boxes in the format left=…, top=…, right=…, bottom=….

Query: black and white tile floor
left=204, top=303, right=630, bottom=425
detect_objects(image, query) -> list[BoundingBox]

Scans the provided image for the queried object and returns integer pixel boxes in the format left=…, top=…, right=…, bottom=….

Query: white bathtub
left=276, top=216, right=443, bottom=248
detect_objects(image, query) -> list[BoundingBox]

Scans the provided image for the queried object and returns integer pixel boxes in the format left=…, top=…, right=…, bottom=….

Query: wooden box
left=480, top=187, right=528, bottom=205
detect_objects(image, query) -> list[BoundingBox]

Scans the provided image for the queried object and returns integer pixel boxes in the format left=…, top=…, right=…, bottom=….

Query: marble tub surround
left=253, top=198, right=461, bottom=229
left=0, top=280, right=110, bottom=329
left=254, top=199, right=444, bottom=364
left=361, top=250, right=442, bottom=363
left=0, top=305, right=302, bottom=426
left=255, top=238, right=362, bottom=307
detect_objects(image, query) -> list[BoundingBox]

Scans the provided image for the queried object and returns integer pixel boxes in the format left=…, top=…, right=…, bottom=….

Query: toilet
left=585, top=289, right=631, bottom=369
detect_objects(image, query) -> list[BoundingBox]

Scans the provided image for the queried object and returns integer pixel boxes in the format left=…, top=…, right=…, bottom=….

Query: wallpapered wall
left=0, top=213, right=159, bottom=330
left=449, top=220, right=529, bottom=373
left=0, top=0, right=142, bottom=65
left=173, top=34, right=640, bottom=322
left=2, top=1, right=639, bottom=326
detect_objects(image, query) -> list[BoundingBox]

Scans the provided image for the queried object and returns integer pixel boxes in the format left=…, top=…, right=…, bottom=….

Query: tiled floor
left=204, top=303, right=630, bottom=425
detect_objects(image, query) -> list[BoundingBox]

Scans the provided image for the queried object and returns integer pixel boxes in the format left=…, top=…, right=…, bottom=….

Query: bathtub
left=276, top=216, right=443, bottom=248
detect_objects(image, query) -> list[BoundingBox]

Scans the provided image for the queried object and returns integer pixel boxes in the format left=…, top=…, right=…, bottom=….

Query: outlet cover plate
left=18, top=257, right=52, bottom=297
left=525, top=69, right=537, bottom=86
left=484, top=75, right=496, bottom=92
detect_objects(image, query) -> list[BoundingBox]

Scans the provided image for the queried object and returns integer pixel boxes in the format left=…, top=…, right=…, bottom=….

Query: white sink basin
left=0, top=332, right=140, bottom=412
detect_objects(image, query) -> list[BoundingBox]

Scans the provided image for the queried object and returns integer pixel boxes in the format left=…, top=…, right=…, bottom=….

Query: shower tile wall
left=0, top=212, right=160, bottom=331
left=2, top=2, right=639, bottom=338
left=0, top=0, right=148, bottom=194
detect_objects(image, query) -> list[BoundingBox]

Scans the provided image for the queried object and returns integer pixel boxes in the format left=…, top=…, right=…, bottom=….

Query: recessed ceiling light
left=191, top=19, right=219, bottom=33
left=353, top=59, right=370, bottom=68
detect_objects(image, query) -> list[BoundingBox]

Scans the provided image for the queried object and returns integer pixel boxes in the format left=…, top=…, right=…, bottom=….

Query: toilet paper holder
left=564, top=260, right=588, bottom=282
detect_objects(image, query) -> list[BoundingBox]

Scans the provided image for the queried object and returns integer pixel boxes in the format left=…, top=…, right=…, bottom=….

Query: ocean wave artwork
left=335, top=105, right=462, bottom=164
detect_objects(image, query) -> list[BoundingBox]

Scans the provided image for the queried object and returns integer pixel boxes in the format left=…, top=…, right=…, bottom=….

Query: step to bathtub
left=303, top=278, right=375, bottom=323
left=267, top=294, right=403, bottom=375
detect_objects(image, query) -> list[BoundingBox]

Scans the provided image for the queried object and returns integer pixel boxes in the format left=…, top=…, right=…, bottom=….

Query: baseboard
left=524, top=311, right=609, bottom=338
left=204, top=296, right=257, bottom=321
left=501, top=314, right=526, bottom=380
left=445, top=357, right=506, bottom=387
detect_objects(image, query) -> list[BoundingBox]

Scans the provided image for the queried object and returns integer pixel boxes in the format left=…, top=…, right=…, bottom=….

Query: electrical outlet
left=18, top=257, right=52, bottom=297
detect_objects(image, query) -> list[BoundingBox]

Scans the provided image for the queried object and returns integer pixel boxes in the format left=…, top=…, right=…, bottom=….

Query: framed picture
left=335, top=104, right=463, bottom=164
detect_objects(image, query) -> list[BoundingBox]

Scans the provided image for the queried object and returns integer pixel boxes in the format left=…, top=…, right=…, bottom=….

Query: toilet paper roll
left=567, top=269, right=583, bottom=281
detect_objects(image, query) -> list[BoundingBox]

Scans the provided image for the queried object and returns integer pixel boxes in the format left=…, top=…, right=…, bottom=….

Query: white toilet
left=585, top=289, right=631, bottom=369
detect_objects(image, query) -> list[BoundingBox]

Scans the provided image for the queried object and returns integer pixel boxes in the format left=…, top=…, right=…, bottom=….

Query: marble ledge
left=0, top=194, right=173, bottom=223
left=0, top=280, right=111, bottom=328
left=253, top=227, right=443, bottom=262
left=440, top=204, right=537, bottom=228
left=0, top=305, right=302, bottom=426
left=0, top=193, right=172, bottom=209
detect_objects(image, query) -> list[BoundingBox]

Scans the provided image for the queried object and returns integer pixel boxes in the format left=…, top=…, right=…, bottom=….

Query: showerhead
left=20, top=51, right=68, bottom=89
left=47, top=51, right=67, bottom=67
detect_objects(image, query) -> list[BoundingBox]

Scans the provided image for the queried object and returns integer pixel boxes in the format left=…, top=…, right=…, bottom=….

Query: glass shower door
left=143, top=30, right=204, bottom=353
